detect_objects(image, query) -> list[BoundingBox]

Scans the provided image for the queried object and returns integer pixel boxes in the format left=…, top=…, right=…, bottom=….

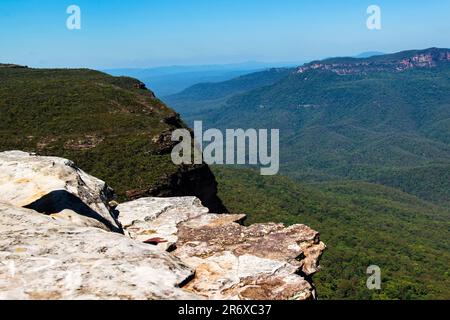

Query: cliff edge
left=0, top=65, right=226, bottom=213
left=0, top=151, right=325, bottom=300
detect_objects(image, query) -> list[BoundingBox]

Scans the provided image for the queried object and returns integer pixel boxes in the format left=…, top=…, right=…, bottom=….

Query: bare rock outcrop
left=0, top=151, right=325, bottom=300
left=117, top=198, right=326, bottom=300
left=117, top=197, right=209, bottom=250
left=0, top=151, right=122, bottom=233
left=0, top=202, right=197, bottom=300
left=297, top=47, right=450, bottom=75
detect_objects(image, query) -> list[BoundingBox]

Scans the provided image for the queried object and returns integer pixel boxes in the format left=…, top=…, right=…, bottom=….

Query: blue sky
left=0, top=0, right=449, bottom=68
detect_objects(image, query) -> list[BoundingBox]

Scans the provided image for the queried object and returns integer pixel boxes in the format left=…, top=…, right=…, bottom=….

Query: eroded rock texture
left=0, top=203, right=197, bottom=300
left=0, top=151, right=121, bottom=233
left=118, top=198, right=326, bottom=300
left=0, top=151, right=325, bottom=300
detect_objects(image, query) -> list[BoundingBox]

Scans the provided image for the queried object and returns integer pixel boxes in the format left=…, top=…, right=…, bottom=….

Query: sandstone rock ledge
left=0, top=151, right=325, bottom=300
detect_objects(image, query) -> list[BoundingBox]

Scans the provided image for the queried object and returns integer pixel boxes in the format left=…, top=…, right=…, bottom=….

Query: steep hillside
left=163, top=67, right=293, bottom=118
left=179, top=48, right=450, bottom=207
left=213, top=166, right=450, bottom=300
left=0, top=65, right=226, bottom=212
left=162, top=48, right=450, bottom=300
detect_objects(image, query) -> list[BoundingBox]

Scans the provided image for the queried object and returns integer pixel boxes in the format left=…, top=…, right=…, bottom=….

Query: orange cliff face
left=296, top=48, right=450, bottom=75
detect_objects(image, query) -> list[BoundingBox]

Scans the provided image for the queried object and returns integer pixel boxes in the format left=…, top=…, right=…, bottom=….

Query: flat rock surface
left=118, top=197, right=326, bottom=300
left=0, top=202, right=198, bottom=300
left=175, top=214, right=326, bottom=300
left=117, top=197, right=209, bottom=250
left=0, top=152, right=325, bottom=300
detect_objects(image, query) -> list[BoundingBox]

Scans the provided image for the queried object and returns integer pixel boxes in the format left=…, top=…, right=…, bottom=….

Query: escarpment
left=0, top=151, right=325, bottom=300
left=0, top=65, right=225, bottom=213
left=297, top=47, right=450, bottom=75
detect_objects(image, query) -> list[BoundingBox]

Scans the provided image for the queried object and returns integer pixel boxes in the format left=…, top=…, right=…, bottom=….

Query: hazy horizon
left=1, top=0, right=449, bottom=69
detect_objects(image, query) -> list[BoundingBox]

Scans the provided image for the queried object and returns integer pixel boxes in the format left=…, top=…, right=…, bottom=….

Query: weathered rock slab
left=0, top=152, right=325, bottom=300
left=0, top=202, right=198, bottom=300
left=117, top=197, right=209, bottom=250
left=117, top=197, right=326, bottom=300
left=0, top=151, right=121, bottom=232
left=175, top=214, right=326, bottom=300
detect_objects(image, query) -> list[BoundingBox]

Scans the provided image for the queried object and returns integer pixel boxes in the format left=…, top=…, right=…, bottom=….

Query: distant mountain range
left=297, top=47, right=450, bottom=75
left=354, top=51, right=385, bottom=58
left=104, top=61, right=302, bottom=96
left=103, top=52, right=386, bottom=97
left=165, top=48, right=450, bottom=207
left=164, top=67, right=294, bottom=115
left=162, top=47, right=450, bottom=299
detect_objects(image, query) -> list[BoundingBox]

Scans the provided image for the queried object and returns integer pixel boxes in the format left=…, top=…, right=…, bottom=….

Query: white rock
left=117, top=197, right=326, bottom=300
left=0, top=152, right=325, bottom=300
left=117, top=197, right=209, bottom=250
left=0, top=202, right=199, bottom=300
left=0, top=151, right=121, bottom=232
